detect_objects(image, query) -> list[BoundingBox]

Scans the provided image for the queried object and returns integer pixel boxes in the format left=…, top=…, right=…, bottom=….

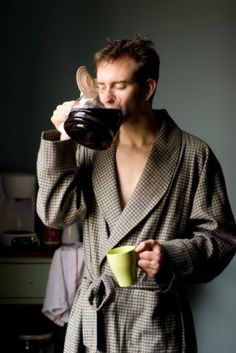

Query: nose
left=100, top=87, right=116, bottom=106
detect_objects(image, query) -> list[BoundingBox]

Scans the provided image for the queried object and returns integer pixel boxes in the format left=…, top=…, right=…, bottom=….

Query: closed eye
left=96, top=83, right=106, bottom=91
left=114, top=83, right=127, bottom=90
left=96, top=80, right=132, bottom=92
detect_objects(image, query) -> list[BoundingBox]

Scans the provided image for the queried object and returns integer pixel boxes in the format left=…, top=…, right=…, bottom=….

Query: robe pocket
left=115, top=287, right=182, bottom=353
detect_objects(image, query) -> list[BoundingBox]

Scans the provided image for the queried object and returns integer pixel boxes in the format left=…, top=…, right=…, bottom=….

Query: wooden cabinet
left=0, top=256, right=51, bottom=304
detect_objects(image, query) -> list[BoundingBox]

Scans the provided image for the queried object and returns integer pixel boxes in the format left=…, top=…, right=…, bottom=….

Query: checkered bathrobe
left=37, top=110, right=236, bottom=353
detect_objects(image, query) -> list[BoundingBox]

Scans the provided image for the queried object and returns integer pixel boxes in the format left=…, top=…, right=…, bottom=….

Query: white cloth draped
left=42, top=242, right=84, bottom=326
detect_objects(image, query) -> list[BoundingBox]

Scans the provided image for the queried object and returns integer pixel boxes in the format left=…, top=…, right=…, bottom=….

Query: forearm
left=162, top=219, right=236, bottom=285
left=36, top=131, right=87, bottom=228
left=158, top=151, right=236, bottom=287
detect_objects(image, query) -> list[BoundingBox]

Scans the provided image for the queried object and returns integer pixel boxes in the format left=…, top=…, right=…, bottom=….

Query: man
left=37, top=36, right=236, bottom=353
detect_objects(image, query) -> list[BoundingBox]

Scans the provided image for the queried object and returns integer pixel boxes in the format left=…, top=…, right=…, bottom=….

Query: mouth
left=104, top=105, right=122, bottom=110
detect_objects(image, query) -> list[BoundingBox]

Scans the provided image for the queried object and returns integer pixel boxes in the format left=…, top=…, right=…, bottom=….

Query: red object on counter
left=42, top=225, right=62, bottom=246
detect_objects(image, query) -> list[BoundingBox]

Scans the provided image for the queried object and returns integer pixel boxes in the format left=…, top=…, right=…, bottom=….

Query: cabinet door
left=0, top=262, right=51, bottom=304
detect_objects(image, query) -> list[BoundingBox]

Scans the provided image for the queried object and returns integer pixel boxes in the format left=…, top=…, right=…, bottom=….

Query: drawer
left=0, top=260, right=51, bottom=304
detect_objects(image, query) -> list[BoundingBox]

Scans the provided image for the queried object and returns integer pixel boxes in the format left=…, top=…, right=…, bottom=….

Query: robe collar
left=92, top=110, right=182, bottom=262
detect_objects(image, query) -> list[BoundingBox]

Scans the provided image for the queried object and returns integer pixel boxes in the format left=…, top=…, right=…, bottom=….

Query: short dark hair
left=94, top=35, right=160, bottom=84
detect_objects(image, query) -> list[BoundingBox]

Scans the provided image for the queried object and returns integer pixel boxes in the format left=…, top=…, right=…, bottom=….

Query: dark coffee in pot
left=64, top=107, right=122, bottom=150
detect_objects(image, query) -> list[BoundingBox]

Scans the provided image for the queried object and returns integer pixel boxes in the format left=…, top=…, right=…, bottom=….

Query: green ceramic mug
left=107, top=245, right=137, bottom=287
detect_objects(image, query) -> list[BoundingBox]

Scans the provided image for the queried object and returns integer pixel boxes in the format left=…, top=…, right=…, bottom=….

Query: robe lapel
left=93, top=112, right=183, bottom=264
left=92, top=144, right=122, bottom=229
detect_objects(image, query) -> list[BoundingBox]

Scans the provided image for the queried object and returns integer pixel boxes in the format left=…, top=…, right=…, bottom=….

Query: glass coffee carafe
left=63, top=66, right=122, bottom=150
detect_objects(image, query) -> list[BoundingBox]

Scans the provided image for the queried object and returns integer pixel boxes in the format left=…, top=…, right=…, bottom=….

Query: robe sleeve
left=36, top=130, right=88, bottom=228
left=161, top=147, right=236, bottom=285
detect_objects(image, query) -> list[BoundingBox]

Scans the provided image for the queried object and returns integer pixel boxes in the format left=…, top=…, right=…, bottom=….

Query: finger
left=54, top=104, right=71, bottom=114
left=51, top=111, right=68, bottom=123
left=52, top=101, right=75, bottom=115
left=138, top=259, right=161, bottom=277
left=138, top=258, right=157, bottom=268
left=137, top=244, right=164, bottom=266
left=137, top=242, right=163, bottom=259
left=51, top=105, right=73, bottom=125
left=63, top=100, right=76, bottom=106
left=135, top=239, right=156, bottom=253
left=138, top=250, right=156, bottom=260
left=153, top=243, right=164, bottom=257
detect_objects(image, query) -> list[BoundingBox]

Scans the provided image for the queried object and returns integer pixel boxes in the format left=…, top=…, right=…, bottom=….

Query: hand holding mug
left=135, top=239, right=165, bottom=277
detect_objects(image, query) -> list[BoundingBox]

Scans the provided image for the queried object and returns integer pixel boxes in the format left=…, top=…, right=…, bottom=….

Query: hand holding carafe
left=53, top=66, right=123, bottom=149
left=51, top=101, right=76, bottom=140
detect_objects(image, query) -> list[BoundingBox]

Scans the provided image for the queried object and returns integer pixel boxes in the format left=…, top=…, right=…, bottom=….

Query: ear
left=144, top=78, right=157, bottom=101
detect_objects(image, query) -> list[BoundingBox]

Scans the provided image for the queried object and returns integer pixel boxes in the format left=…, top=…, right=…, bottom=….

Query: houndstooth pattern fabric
left=37, top=110, right=236, bottom=353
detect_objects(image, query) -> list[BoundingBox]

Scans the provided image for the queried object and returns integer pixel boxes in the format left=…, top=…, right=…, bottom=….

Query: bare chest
left=116, top=145, right=153, bottom=208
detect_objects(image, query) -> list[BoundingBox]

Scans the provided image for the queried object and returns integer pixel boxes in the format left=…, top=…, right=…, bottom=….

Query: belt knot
left=87, top=274, right=115, bottom=311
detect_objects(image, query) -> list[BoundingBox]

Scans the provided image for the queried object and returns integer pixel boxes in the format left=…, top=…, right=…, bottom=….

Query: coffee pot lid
left=76, top=66, right=98, bottom=99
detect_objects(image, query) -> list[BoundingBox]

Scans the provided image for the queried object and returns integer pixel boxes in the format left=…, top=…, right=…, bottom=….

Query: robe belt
left=82, top=274, right=115, bottom=352
left=82, top=274, right=164, bottom=352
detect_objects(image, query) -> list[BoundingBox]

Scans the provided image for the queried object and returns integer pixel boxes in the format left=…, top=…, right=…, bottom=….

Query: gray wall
left=2, top=1, right=236, bottom=352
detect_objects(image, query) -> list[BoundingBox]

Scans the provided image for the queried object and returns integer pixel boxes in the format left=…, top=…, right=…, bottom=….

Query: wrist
left=57, top=122, right=71, bottom=141
left=155, top=251, right=175, bottom=293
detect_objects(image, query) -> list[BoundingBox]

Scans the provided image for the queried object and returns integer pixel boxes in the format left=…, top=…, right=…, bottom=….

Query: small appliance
left=0, top=173, right=39, bottom=247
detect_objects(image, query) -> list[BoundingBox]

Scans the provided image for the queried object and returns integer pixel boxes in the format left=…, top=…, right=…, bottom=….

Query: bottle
left=61, top=223, right=80, bottom=245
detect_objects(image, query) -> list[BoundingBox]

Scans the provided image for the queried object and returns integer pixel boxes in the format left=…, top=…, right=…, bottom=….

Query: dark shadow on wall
left=1, top=0, right=116, bottom=174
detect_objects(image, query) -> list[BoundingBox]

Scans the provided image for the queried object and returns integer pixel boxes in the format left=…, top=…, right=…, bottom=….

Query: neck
left=118, top=110, right=160, bottom=148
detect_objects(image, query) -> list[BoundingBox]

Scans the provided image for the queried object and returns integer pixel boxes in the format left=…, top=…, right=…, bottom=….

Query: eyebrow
left=96, top=80, right=134, bottom=85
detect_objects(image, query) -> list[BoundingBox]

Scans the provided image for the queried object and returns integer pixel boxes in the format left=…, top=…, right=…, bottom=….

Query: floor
left=0, top=305, right=67, bottom=353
